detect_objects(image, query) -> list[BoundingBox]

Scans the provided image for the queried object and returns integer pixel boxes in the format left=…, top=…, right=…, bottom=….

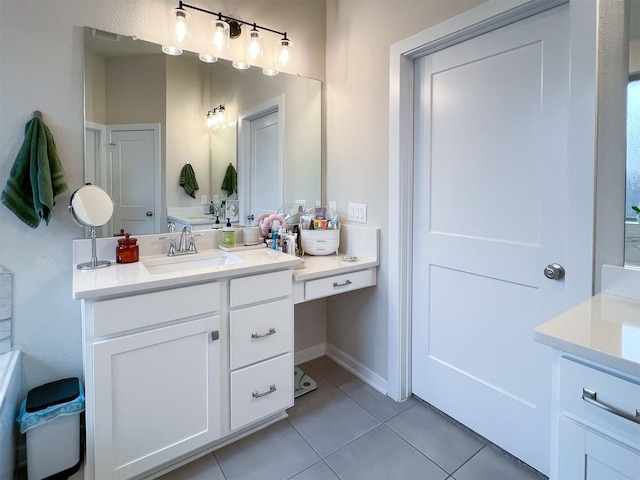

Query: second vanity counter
left=534, top=284, right=640, bottom=377
left=534, top=266, right=640, bottom=480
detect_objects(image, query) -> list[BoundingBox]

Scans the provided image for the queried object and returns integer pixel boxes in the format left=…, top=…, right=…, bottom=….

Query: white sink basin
left=143, top=251, right=244, bottom=274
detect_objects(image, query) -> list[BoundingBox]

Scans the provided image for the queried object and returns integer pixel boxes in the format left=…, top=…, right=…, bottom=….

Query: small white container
left=243, top=227, right=259, bottom=245
left=300, top=228, right=340, bottom=256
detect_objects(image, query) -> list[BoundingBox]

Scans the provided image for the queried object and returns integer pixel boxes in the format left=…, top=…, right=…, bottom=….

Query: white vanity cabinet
left=228, top=270, right=294, bottom=431
left=83, top=283, right=223, bottom=479
left=553, top=355, right=640, bottom=480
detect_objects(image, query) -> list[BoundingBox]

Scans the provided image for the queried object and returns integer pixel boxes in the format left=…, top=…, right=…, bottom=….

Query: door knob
left=146, top=211, right=153, bottom=217
left=247, top=214, right=255, bottom=221
left=544, top=263, right=565, bottom=280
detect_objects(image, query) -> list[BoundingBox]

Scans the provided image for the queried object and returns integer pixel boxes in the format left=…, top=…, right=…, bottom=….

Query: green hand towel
left=1, top=117, right=68, bottom=228
left=221, top=163, right=237, bottom=196
left=179, top=163, right=199, bottom=198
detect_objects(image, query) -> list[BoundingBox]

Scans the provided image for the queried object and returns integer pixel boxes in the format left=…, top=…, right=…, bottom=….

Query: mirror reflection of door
left=108, top=124, right=161, bottom=235
left=239, top=96, right=284, bottom=223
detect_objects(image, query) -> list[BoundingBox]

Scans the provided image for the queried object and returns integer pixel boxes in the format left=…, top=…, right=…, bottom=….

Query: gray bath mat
left=294, top=367, right=318, bottom=398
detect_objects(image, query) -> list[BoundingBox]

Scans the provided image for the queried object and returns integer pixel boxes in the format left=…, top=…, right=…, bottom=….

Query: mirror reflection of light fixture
left=199, top=52, right=218, bottom=63
left=164, top=1, right=292, bottom=74
left=207, top=105, right=226, bottom=129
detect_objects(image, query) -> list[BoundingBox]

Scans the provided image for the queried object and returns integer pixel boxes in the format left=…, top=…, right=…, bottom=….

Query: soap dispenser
left=222, top=218, right=235, bottom=247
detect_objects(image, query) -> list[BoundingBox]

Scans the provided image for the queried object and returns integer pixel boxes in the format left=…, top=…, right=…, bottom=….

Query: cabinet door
left=93, top=316, right=221, bottom=479
left=557, top=416, right=640, bottom=480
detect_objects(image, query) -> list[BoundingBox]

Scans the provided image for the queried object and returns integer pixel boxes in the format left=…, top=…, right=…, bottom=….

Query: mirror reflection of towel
left=1, top=116, right=68, bottom=228
left=180, top=163, right=199, bottom=198
left=221, top=163, right=237, bottom=196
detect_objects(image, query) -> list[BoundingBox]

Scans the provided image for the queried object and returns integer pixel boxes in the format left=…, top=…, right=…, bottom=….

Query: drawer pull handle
left=333, top=280, right=353, bottom=288
left=251, top=328, right=276, bottom=339
left=253, top=384, right=277, bottom=398
left=582, top=388, right=640, bottom=424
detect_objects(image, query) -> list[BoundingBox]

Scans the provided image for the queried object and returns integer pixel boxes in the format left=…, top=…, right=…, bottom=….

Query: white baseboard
left=294, top=342, right=389, bottom=395
left=325, top=344, right=388, bottom=395
left=294, top=343, right=326, bottom=365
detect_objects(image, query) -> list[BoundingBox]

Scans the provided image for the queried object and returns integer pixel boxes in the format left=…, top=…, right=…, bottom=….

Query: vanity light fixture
left=165, top=1, right=292, bottom=75
left=206, top=105, right=226, bottom=129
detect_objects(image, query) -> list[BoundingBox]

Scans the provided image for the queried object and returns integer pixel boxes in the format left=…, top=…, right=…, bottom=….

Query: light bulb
left=212, top=19, right=230, bottom=52
left=169, top=8, right=191, bottom=46
left=175, top=16, right=188, bottom=42
left=247, top=28, right=262, bottom=60
left=277, top=38, right=291, bottom=68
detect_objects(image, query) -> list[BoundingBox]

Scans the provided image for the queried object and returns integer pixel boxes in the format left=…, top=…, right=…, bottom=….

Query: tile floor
left=159, top=356, right=547, bottom=480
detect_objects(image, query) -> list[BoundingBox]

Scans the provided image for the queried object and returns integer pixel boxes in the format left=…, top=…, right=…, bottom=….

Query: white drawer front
left=305, top=269, right=375, bottom=301
left=230, top=270, right=292, bottom=307
left=559, top=356, right=640, bottom=447
left=93, top=283, right=220, bottom=337
left=230, top=353, right=293, bottom=430
left=230, top=298, right=292, bottom=369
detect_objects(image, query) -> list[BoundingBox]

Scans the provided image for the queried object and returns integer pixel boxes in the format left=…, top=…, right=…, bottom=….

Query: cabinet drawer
left=93, top=283, right=220, bottom=337
left=230, top=298, right=292, bottom=369
left=559, top=356, right=640, bottom=446
left=230, top=270, right=292, bottom=307
left=230, top=353, right=293, bottom=431
left=304, top=269, right=375, bottom=301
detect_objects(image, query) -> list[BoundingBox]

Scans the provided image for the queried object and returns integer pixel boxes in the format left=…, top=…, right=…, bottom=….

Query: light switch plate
left=329, top=201, right=337, bottom=213
left=348, top=203, right=367, bottom=223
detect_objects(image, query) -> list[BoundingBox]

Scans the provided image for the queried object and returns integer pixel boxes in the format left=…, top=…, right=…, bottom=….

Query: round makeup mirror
left=69, top=184, right=114, bottom=270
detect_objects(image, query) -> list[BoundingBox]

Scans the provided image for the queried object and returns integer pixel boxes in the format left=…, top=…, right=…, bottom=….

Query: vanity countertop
left=73, top=247, right=300, bottom=301
left=293, top=253, right=379, bottom=281
left=534, top=292, right=640, bottom=377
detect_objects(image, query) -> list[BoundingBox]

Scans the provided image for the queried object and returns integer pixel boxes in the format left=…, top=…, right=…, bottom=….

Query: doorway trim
left=387, top=0, right=598, bottom=402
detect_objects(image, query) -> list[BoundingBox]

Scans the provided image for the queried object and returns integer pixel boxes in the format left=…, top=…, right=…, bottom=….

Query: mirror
left=625, top=0, right=640, bottom=266
left=83, top=27, right=321, bottom=236
left=69, top=184, right=114, bottom=269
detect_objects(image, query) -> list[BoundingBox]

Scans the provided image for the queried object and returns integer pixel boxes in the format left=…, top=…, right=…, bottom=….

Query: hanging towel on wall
left=221, top=163, right=237, bottom=196
left=179, top=163, right=199, bottom=198
left=1, top=114, right=68, bottom=228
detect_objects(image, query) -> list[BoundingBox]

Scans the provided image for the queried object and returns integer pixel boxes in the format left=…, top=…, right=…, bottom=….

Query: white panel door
left=412, top=6, right=572, bottom=474
left=250, top=110, right=283, bottom=218
left=109, top=124, right=160, bottom=235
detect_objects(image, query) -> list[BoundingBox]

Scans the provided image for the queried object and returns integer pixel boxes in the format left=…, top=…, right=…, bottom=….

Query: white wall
left=324, top=0, right=486, bottom=379
left=0, top=0, right=325, bottom=393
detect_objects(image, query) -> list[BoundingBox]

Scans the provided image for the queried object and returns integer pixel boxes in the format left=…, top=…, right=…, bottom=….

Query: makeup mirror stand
left=78, top=227, right=111, bottom=270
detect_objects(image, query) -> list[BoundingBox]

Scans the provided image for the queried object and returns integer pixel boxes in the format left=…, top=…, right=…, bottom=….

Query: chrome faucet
left=178, top=226, right=191, bottom=252
left=159, top=227, right=204, bottom=256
